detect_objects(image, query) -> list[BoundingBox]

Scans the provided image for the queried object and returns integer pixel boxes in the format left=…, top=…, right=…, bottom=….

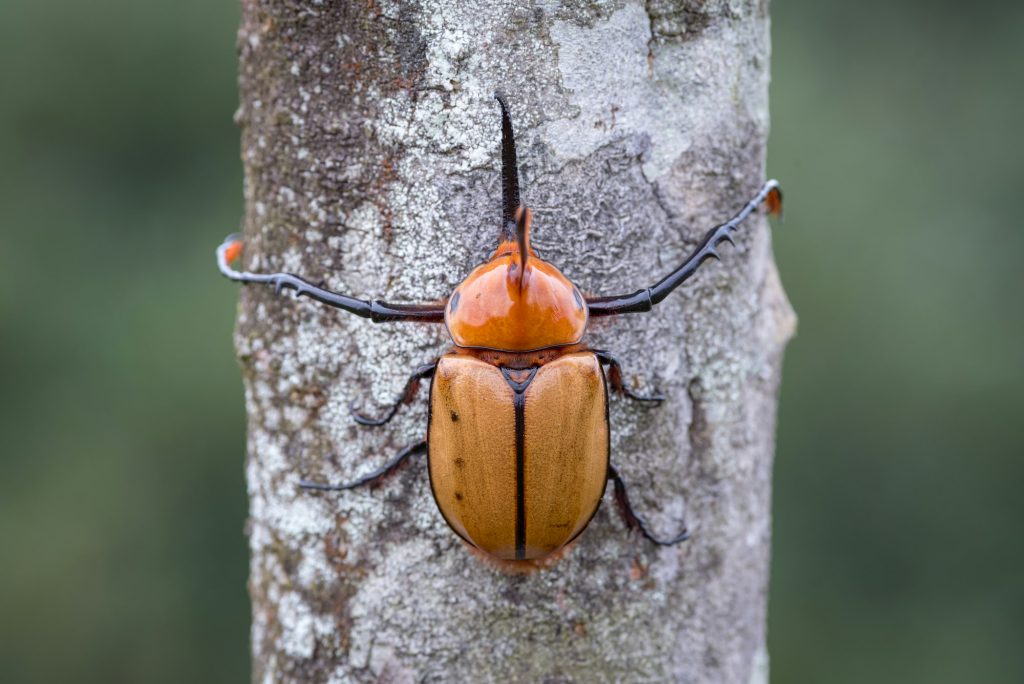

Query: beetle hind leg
left=594, top=351, right=664, bottom=404
left=300, top=440, right=427, bottom=492
left=608, top=464, right=690, bottom=546
left=350, top=361, right=437, bottom=426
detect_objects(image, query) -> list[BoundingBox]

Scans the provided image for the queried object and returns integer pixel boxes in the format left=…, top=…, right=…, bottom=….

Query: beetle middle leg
left=350, top=361, right=437, bottom=426
left=607, top=464, right=690, bottom=545
left=594, top=350, right=664, bottom=404
left=299, top=440, right=428, bottom=492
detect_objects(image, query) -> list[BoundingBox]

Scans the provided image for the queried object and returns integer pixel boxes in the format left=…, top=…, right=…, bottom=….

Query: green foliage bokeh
left=0, top=1, right=1021, bottom=682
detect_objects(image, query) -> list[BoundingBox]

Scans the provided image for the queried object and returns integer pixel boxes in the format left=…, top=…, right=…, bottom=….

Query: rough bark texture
left=234, top=1, right=793, bottom=682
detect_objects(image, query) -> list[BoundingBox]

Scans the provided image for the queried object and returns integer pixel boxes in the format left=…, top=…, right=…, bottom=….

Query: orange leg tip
left=223, top=240, right=244, bottom=264
left=764, top=186, right=783, bottom=219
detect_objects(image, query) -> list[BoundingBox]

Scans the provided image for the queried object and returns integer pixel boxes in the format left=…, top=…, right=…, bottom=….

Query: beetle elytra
left=217, top=95, right=782, bottom=570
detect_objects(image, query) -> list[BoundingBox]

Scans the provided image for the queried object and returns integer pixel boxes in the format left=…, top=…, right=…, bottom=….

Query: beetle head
left=445, top=209, right=587, bottom=352
left=443, top=96, right=588, bottom=352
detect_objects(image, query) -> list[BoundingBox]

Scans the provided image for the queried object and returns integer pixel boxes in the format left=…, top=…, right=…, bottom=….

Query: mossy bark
left=234, top=1, right=792, bottom=682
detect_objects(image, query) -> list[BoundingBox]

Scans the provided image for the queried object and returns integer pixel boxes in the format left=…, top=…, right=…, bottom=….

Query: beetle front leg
left=594, top=350, right=664, bottom=404
left=216, top=234, right=446, bottom=322
left=587, top=180, right=782, bottom=317
left=350, top=361, right=438, bottom=427
left=608, top=464, right=690, bottom=546
left=299, top=440, right=427, bottom=492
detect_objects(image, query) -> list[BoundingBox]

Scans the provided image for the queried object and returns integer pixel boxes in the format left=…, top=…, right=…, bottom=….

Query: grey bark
left=234, top=1, right=793, bottom=682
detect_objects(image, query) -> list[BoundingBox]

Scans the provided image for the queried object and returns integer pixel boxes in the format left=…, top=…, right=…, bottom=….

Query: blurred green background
left=1, top=1, right=1021, bottom=682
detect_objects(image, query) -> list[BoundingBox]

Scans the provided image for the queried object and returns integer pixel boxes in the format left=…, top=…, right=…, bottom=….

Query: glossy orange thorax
left=445, top=209, right=588, bottom=352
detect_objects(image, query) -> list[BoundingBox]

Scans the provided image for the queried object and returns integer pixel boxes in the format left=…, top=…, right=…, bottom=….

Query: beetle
left=217, top=95, right=781, bottom=570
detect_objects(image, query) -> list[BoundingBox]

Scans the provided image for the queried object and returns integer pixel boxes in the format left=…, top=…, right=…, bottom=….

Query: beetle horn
left=514, top=206, right=532, bottom=289
left=495, top=92, right=521, bottom=244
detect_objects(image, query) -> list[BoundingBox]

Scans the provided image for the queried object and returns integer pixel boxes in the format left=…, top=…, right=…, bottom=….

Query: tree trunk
left=234, top=1, right=793, bottom=682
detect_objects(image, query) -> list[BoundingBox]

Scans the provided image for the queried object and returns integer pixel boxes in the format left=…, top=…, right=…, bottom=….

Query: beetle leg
left=350, top=362, right=438, bottom=427
left=608, top=464, right=690, bottom=545
left=216, top=234, right=446, bottom=323
left=594, top=350, right=664, bottom=404
left=299, top=441, right=427, bottom=492
left=587, top=180, right=782, bottom=317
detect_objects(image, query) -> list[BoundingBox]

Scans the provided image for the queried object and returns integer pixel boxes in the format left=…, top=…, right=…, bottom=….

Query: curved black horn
left=495, top=93, right=521, bottom=241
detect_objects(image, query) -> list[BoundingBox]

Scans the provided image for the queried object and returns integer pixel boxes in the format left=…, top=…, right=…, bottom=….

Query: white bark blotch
left=236, top=1, right=792, bottom=682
